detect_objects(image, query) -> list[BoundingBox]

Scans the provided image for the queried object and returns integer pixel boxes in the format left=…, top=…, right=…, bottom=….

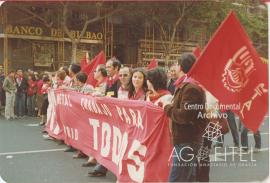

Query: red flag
left=147, top=58, right=158, bottom=70
left=192, top=46, right=201, bottom=58
left=80, top=52, right=89, bottom=70
left=188, top=11, right=268, bottom=132
left=82, top=51, right=106, bottom=86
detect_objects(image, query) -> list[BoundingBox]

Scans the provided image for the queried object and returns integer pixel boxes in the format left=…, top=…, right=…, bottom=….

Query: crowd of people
left=0, top=67, right=49, bottom=121
left=0, top=52, right=262, bottom=182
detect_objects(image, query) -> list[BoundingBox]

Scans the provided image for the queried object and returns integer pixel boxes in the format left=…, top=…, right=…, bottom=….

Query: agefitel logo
left=202, top=121, right=223, bottom=144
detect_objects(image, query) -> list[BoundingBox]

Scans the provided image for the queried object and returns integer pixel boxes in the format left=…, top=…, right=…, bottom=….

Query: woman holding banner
left=128, top=68, right=148, bottom=101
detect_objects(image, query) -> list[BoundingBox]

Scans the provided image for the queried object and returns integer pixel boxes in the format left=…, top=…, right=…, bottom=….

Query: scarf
left=174, top=74, right=200, bottom=88
left=107, top=74, right=119, bottom=88
left=148, top=89, right=171, bottom=103
left=129, top=88, right=145, bottom=100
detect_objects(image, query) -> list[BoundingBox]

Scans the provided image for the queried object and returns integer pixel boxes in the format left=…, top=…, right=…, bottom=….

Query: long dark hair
left=147, top=67, right=167, bottom=91
left=127, top=68, right=148, bottom=98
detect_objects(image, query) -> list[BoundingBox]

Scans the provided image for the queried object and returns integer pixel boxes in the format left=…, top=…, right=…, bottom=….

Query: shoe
left=241, top=147, right=249, bottom=153
left=88, top=171, right=106, bottom=177
left=82, top=160, right=97, bottom=167
left=235, top=147, right=241, bottom=152
left=73, top=152, right=88, bottom=159
left=64, top=146, right=76, bottom=152
left=253, top=147, right=261, bottom=153
left=39, top=122, right=45, bottom=126
left=43, top=134, right=54, bottom=140
left=11, top=115, right=17, bottom=119
left=57, top=140, right=64, bottom=145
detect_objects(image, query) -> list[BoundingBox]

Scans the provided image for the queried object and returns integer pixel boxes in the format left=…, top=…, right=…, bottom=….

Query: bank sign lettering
left=5, top=25, right=103, bottom=40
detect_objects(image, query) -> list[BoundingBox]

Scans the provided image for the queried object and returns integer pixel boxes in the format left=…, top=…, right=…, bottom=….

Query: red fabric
left=41, top=83, right=50, bottom=94
left=188, top=11, right=268, bottom=132
left=37, top=80, right=43, bottom=95
left=174, top=75, right=186, bottom=88
left=107, top=74, right=119, bottom=88
left=27, top=80, right=37, bottom=96
left=129, top=88, right=145, bottom=100
left=192, top=46, right=201, bottom=58
left=80, top=53, right=89, bottom=70
left=46, top=89, right=172, bottom=182
left=148, top=89, right=170, bottom=103
left=147, top=58, right=158, bottom=70
left=82, top=51, right=106, bottom=86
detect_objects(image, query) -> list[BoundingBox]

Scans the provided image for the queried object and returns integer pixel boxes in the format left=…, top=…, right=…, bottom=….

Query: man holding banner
left=163, top=53, right=209, bottom=182
left=89, top=57, right=121, bottom=177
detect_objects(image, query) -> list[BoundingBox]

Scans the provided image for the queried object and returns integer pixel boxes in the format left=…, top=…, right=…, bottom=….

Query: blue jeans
left=168, top=143, right=199, bottom=182
left=241, top=126, right=261, bottom=149
left=16, top=93, right=26, bottom=116
left=27, top=95, right=35, bottom=116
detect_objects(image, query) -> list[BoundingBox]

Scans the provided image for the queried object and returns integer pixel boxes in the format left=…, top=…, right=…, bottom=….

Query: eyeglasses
left=119, top=74, right=128, bottom=77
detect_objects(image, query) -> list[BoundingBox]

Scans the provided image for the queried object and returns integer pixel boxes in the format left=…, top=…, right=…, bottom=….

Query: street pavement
left=0, top=115, right=269, bottom=183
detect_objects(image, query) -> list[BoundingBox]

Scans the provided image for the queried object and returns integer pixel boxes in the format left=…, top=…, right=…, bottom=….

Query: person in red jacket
left=27, top=74, right=37, bottom=116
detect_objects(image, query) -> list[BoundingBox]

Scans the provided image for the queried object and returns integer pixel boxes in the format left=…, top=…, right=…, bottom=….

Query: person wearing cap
left=162, top=53, right=208, bottom=182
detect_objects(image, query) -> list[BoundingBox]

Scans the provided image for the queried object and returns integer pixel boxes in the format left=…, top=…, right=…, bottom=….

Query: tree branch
left=78, top=7, right=122, bottom=41
left=152, top=15, right=168, bottom=52
left=61, top=2, right=75, bottom=42
left=17, top=6, right=53, bottom=28
left=168, top=3, right=186, bottom=53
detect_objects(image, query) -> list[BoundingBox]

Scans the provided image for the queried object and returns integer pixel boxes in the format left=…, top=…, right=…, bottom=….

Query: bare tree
left=61, top=2, right=121, bottom=63
left=16, top=2, right=121, bottom=64
left=17, top=6, right=54, bottom=28
left=151, top=2, right=194, bottom=66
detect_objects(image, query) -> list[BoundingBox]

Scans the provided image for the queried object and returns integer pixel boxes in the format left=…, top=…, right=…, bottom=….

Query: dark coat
left=164, top=82, right=208, bottom=145
left=16, top=77, right=28, bottom=94
left=105, top=79, right=120, bottom=98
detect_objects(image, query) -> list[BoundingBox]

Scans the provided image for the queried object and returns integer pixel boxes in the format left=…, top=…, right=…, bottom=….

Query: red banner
left=188, top=11, right=268, bottom=132
left=80, top=52, right=89, bottom=70
left=46, top=89, right=172, bottom=182
left=82, top=51, right=106, bottom=86
left=147, top=58, right=158, bottom=70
